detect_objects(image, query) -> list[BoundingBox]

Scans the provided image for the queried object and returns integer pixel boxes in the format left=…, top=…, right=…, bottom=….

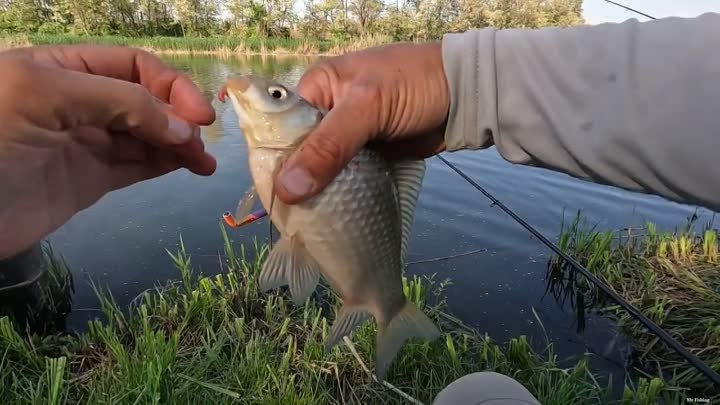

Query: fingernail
left=167, top=115, right=193, bottom=143
left=278, top=166, right=315, bottom=198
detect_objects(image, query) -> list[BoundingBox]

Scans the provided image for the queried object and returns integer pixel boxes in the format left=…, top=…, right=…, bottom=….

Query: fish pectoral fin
left=223, top=185, right=262, bottom=228
left=325, top=305, right=371, bottom=351
left=388, top=159, right=426, bottom=264
left=258, top=235, right=321, bottom=305
left=374, top=301, right=441, bottom=382
left=235, top=185, right=259, bottom=219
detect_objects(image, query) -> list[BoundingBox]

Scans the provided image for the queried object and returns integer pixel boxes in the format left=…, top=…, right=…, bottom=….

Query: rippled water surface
left=48, top=54, right=717, bottom=388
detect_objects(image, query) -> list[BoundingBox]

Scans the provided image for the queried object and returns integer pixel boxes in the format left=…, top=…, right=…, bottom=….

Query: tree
left=348, top=0, right=382, bottom=34
left=1, top=0, right=45, bottom=32
left=0, top=0, right=586, bottom=40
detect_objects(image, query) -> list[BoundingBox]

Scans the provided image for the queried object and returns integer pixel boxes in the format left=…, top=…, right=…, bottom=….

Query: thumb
left=274, top=98, right=374, bottom=204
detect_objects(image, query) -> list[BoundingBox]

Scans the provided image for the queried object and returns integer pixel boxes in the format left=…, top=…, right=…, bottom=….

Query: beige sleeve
left=441, top=13, right=720, bottom=212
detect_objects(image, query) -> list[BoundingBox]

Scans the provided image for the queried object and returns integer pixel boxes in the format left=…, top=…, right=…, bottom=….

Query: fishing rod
left=604, top=0, right=656, bottom=20
left=435, top=154, right=720, bottom=389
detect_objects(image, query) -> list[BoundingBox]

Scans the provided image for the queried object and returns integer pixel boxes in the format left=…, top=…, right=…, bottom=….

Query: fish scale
left=250, top=147, right=402, bottom=306
left=221, top=74, right=442, bottom=381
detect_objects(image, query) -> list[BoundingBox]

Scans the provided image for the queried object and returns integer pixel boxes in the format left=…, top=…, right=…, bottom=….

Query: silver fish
left=219, top=74, right=441, bottom=380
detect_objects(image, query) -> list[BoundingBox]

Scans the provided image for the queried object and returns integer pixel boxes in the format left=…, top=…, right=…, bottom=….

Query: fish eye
left=267, top=86, right=288, bottom=100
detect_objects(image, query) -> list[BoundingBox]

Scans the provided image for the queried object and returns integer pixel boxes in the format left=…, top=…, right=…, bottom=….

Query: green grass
left=0, top=33, right=395, bottom=55
left=0, top=223, right=677, bottom=404
left=547, top=211, right=720, bottom=401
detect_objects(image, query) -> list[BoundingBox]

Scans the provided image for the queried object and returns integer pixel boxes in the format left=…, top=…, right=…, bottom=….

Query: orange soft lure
left=222, top=208, right=267, bottom=228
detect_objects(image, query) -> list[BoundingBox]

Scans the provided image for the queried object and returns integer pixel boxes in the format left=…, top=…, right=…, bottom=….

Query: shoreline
left=0, top=33, right=397, bottom=57
left=137, top=48, right=339, bottom=57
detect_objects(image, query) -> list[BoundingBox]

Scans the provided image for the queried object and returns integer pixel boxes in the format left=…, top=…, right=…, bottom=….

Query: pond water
left=47, top=54, right=716, bottom=392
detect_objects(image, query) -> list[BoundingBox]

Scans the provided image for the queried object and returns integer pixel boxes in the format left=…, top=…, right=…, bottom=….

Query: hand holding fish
left=0, top=45, right=216, bottom=260
left=273, top=41, right=450, bottom=205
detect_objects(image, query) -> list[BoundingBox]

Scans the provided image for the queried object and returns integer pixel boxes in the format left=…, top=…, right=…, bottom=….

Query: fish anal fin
left=325, top=305, right=371, bottom=351
left=375, top=301, right=441, bottom=382
left=258, top=235, right=321, bottom=305
left=388, top=159, right=426, bottom=264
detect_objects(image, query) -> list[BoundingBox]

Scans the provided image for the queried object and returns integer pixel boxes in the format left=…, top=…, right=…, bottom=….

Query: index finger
left=11, top=44, right=215, bottom=126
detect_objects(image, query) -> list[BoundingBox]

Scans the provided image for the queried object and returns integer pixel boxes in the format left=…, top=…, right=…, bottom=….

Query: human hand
left=0, top=45, right=216, bottom=260
left=272, top=41, right=450, bottom=205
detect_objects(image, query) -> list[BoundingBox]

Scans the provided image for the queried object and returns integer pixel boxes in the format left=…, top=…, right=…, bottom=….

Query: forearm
left=441, top=13, right=720, bottom=211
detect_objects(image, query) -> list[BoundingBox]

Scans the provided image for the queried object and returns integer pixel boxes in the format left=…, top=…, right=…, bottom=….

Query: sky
left=581, top=0, right=720, bottom=24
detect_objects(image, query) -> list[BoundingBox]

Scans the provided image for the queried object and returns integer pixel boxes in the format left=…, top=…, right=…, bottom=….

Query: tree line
left=0, top=0, right=584, bottom=41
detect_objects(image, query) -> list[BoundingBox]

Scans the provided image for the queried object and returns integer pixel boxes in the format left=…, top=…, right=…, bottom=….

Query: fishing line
left=435, top=154, right=720, bottom=389
left=604, top=0, right=656, bottom=20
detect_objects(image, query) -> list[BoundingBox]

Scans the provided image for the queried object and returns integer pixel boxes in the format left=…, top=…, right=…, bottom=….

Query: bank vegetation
left=1, top=0, right=584, bottom=54
left=547, top=212, right=720, bottom=401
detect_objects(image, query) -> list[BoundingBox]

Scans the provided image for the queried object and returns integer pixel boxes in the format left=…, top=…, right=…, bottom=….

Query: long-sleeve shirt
left=441, top=12, right=720, bottom=212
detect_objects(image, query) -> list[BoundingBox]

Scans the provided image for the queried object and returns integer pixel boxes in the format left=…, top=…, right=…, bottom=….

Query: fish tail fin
left=375, top=301, right=442, bottom=382
left=258, top=236, right=321, bottom=305
left=325, top=304, right=371, bottom=351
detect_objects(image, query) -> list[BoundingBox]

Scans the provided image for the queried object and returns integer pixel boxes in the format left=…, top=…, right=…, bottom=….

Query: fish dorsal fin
left=388, top=159, right=426, bottom=264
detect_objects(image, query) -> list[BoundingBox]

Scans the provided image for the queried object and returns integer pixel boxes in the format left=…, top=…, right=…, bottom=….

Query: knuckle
left=297, top=63, right=336, bottom=108
left=132, top=48, right=166, bottom=71
left=126, top=82, right=153, bottom=104
left=122, top=83, right=156, bottom=128
left=297, top=66, right=324, bottom=90
left=348, top=81, right=381, bottom=105
left=306, top=58, right=335, bottom=78
left=347, top=81, right=384, bottom=133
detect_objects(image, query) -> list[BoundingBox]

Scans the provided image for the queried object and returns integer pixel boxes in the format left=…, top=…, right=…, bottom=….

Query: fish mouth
left=218, top=76, right=259, bottom=145
left=218, top=76, right=252, bottom=106
left=217, top=85, right=228, bottom=102
left=218, top=75, right=252, bottom=103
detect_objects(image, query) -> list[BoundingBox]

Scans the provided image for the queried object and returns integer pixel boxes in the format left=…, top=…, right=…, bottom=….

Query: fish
left=218, top=74, right=441, bottom=381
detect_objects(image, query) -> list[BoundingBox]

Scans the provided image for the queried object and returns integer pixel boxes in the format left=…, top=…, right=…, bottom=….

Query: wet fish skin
left=221, top=74, right=442, bottom=381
